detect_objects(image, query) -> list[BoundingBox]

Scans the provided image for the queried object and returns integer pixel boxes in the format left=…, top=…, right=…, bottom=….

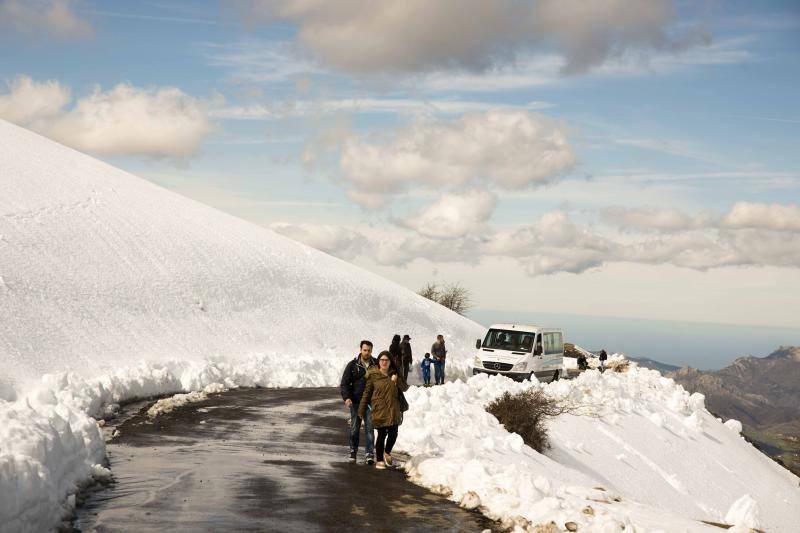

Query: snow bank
left=0, top=120, right=486, bottom=532
left=397, top=367, right=800, bottom=532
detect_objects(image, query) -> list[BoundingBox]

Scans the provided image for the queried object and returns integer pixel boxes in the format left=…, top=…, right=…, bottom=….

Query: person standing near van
left=358, top=351, right=409, bottom=469
left=400, top=334, right=413, bottom=380
left=340, top=340, right=377, bottom=463
left=599, top=349, right=608, bottom=372
left=431, top=334, right=447, bottom=385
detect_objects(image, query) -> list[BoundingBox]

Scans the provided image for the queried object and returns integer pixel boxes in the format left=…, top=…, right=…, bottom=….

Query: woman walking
left=358, top=350, right=408, bottom=469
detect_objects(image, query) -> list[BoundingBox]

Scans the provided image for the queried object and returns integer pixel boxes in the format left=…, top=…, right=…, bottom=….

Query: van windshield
left=483, top=329, right=534, bottom=352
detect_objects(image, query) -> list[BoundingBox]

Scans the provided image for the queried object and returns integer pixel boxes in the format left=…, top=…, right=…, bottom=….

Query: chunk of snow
left=724, top=494, right=761, bottom=529
left=147, top=390, right=210, bottom=418
left=724, top=419, right=743, bottom=434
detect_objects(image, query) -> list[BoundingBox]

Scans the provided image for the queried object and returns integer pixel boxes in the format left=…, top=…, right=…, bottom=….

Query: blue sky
left=2, top=0, right=799, bottom=340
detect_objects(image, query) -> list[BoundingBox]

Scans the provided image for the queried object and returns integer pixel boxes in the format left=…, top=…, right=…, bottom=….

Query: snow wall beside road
left=0, top=119, right=486, bottom=532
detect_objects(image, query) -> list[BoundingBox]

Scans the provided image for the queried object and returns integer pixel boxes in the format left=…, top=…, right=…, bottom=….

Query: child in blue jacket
left=420, top=353, right=432, bottom=386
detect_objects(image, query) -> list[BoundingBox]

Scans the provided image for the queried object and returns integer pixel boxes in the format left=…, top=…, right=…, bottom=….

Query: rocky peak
left=766, top=346, right=800, bottom=362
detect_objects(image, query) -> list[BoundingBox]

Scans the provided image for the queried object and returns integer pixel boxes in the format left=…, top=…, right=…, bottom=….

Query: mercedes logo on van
left=492, top=362, right=501, bottom=370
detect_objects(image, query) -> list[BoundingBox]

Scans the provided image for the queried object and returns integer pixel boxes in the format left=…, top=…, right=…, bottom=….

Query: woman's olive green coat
left=358, top=367, right=409, bottom=428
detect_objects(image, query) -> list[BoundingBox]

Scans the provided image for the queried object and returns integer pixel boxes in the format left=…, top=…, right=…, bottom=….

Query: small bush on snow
left=486, top=388, right=569, bottom=452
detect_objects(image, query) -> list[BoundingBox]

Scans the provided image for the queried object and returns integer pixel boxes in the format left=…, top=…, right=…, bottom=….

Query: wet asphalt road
left=73, top=387, right=500, bottom=532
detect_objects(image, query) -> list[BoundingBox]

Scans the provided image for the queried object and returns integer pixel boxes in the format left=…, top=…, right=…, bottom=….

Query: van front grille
left=483, top=361, right=513, bottom=371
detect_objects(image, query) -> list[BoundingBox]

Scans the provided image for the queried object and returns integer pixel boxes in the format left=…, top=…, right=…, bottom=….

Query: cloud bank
left=0, top=75, right=214, bottom=157
left=272, top=203, right=800, bottom=275
left=602, top=206, right=715, bottom=232
left=240, top=0, right=705, bottom=75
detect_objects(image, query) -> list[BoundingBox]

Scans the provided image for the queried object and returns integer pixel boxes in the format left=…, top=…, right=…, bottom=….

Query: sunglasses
left=379, top=358, right=390, bottom=363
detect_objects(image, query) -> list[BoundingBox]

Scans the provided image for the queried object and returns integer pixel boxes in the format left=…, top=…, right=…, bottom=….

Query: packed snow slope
left=0, top=118, right=484, bottom=393
left=399, top=365, right=800, bottom=532
left=0, top=119, right=486, bottom=532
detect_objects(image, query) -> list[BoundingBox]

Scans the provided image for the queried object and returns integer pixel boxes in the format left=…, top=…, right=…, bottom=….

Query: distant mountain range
left=665, top=346, right=800, bottom=475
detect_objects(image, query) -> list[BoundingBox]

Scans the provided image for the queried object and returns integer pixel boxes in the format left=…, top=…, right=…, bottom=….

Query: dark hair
left=377, top=350, right=398, bottom=373
left=424, top=352, right=431, bottom=357
left=360, top=340, right=373, bottom=349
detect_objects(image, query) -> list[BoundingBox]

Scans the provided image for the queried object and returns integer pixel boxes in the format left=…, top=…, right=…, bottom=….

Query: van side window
left=543, top=333, right=553, bottom=354
left=554, top=332, right=563, bottom=354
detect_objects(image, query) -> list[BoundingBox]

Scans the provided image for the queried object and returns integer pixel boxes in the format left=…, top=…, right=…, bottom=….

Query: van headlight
left=473, top=355, right=482, bottom=366
left=511, top=361, right=527, bottom=371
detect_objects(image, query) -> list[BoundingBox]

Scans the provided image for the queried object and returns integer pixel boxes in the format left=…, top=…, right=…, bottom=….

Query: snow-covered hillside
left=399, top=366, right=800, bottom=532
left=0, top=120, right=486, bottom=532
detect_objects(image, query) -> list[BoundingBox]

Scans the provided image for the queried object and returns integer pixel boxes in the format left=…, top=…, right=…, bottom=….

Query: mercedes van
left=472, top=324, right=565, bottom=382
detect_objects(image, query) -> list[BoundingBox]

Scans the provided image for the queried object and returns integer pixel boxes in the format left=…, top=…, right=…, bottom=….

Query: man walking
left=599, top=349, right=608, bottom=372
left=431, top=334, right=447, bottom=385
left=340, top=340, right=377, bottom=464
left=400, top=334, right=413, bottom=381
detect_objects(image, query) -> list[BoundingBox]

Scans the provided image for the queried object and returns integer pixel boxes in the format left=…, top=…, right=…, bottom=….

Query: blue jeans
left=433, top=359, right=445, bottom=384
left=349, top=404, right=374, bottom=456
left=422, top=367, right=431, bottom=385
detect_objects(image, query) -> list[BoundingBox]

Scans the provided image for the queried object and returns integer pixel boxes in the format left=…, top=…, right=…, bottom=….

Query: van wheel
left=551, top=370, right=560, bottom=382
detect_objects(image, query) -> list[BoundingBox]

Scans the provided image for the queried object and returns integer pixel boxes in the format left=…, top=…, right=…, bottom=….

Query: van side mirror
left=475, top=339, right=482, bottom=349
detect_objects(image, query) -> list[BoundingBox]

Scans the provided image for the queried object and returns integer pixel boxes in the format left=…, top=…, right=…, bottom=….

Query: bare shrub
left=417, top=281, right=472, bottom=315
left=417, top=282, right=440, bottom=302
left=611, top=359, right=631, bottom=373
left=486, top=388, right=570, bottom=452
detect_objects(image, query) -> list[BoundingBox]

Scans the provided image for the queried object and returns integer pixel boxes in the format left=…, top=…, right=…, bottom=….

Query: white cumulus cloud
left=721, top=202, right=800, bottom=232
left=339, top=109, right=576, bottom=207
left=0, top=75, right=71, bottom=124
left=0, top=75, right=214, bottom=158
left=400, top=190, right=496, bottom=239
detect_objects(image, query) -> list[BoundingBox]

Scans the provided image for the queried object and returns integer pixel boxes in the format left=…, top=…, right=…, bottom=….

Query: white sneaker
left=365, top=455, right=375, bottom=465
left=375, top=461, right=386, bottom=469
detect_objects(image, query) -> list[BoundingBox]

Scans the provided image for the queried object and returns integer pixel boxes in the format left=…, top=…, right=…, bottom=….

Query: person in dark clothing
left=340, top=340, right=377, bottom=463
left=389, top=334, right=403, bottom=373
left=431, top=334, right=447, bottom=385
left=599, top=349, right=608, bottom=372
left=577, top=352, right=588, bottom=371
left=358, top=350, right=409, bottom=469
left=400, top=334, right=413, bottom=381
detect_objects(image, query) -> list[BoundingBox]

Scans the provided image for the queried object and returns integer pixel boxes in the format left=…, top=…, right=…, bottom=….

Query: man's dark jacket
left=401, top=341, right=413, bottom=366
left=340, top=356, right=378, bottom=404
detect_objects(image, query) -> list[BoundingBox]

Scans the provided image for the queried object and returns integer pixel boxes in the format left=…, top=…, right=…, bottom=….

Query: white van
left=472, top=324, right=565, bottom=382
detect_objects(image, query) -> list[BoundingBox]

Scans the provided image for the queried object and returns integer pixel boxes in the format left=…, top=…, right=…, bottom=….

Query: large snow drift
left=399, top=367, right=800, bottom=532
left=0, top=120, right=485, bottom=532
